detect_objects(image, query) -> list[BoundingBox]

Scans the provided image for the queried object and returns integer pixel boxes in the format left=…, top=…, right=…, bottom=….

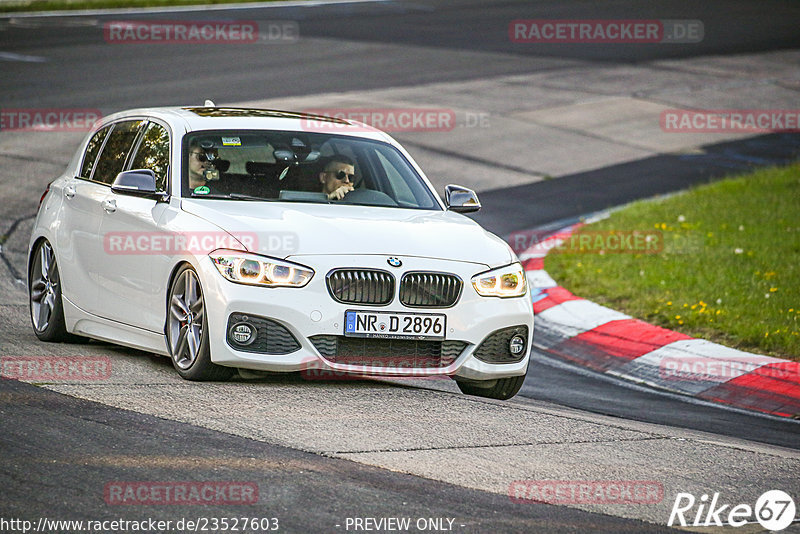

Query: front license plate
left=344, top=310, right=446, bottom=340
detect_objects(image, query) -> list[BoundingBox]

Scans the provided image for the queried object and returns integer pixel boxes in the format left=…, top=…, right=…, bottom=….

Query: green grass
left=544, top=163, right=800, bottom=360
left=0, top=0, right=289, bottom=13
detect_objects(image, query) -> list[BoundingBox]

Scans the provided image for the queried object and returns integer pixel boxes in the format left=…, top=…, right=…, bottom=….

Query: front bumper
left=199, top=254, right=533, bottom=381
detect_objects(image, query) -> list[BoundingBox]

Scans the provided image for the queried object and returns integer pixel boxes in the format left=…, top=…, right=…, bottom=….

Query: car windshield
left=182, top=130, right=441, bottom=210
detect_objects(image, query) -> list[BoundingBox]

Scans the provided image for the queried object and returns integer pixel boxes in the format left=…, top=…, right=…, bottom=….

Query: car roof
left=99, top=106, right=392, bottom=142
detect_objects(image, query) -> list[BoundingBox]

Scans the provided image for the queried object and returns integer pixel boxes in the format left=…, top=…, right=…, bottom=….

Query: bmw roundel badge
left=387, top=257, right=402, bottom=268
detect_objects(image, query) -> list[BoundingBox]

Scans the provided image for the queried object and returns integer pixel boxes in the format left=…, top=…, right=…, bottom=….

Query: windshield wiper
left=188, top=193, right=269, bottom=201
left=228, top=193, right=274, bottom=201
left=189, top=193, right=231, bottom=200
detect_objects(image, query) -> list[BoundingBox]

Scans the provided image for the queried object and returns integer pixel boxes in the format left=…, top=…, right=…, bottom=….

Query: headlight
left=471, top=262, right=527, bottom=298
left=209, top=249, right=314, bottom=288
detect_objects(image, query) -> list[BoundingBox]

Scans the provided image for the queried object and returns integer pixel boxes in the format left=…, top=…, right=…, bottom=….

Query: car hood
left=180, top=199, right=513, bottom=267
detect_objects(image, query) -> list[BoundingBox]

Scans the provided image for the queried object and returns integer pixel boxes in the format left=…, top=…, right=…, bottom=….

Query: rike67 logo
left=668, top=490, right=796, bottom=531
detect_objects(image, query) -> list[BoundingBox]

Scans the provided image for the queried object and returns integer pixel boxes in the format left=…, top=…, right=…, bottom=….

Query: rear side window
left=79, top=125, right=111, bottom=180
left=130, top=122, right=170, bottom=191
left=92, top=120, right=145, bottom=185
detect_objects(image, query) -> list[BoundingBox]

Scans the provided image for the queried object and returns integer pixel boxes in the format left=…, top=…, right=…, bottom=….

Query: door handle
left=64, top=186, right=76, bottom=199
left=101, top=199, right=117, bottom=213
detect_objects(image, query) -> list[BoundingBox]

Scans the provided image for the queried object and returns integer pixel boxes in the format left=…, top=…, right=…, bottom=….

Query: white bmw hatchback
left=28, top=106, right=533, bottom=399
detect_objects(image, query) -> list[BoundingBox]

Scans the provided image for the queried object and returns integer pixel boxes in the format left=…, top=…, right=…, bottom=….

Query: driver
left=318, top=155, right=356, bottom=200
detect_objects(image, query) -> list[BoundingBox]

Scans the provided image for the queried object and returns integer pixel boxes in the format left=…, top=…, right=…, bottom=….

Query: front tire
left=456, top=374, right=526, bottom=400
left=166, top=265, right=233, bottom=381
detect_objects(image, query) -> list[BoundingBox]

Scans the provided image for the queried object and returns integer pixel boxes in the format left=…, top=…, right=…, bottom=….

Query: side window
left=92, top=120, right=145, bottom=185
left=130, top=122, right=170, bottom=191
left=79, top=125, right=112, bottom=180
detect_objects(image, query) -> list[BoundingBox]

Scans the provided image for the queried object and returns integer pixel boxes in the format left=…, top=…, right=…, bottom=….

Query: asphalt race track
left=1, top=1, right=800, bottom=532
left=2, top=0, right=800, bottom=110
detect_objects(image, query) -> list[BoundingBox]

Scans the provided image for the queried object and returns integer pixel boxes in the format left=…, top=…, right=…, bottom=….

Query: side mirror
left=444, top=184, right=481, bottom=213
left=111, top=169, right=166, bottom=200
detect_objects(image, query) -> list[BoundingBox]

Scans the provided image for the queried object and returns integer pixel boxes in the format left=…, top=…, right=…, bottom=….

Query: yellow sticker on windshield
left=222, top=137, right=241, bottom=146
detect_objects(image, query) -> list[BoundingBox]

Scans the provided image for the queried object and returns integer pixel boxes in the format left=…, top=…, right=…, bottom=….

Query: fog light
left=230, top=322, right=256, bottom=346
left=509, top=335, right=526, bottom=356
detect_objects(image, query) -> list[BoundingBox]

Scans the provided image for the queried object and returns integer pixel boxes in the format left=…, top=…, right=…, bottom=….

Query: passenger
left=187, top=140, right=219, bottom=193
left=318, top=155, right=356, bottom=200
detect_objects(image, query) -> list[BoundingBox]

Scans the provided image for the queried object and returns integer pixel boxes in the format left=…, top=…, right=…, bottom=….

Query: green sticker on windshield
left=193, top=186, right=210, bottom=195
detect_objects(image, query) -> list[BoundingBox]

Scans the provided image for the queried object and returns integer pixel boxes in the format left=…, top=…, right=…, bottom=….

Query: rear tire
left=29, top=240, right=83, bottom=342
left=456, top=374, right=526, bottom=400
left=166, top=265, right=234, bottom=381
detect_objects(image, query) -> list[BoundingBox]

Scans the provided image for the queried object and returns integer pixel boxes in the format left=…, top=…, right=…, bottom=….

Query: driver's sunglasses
left=327, top=170, right=355, bottom=182
left=191, top=151, right=215, bottom=163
